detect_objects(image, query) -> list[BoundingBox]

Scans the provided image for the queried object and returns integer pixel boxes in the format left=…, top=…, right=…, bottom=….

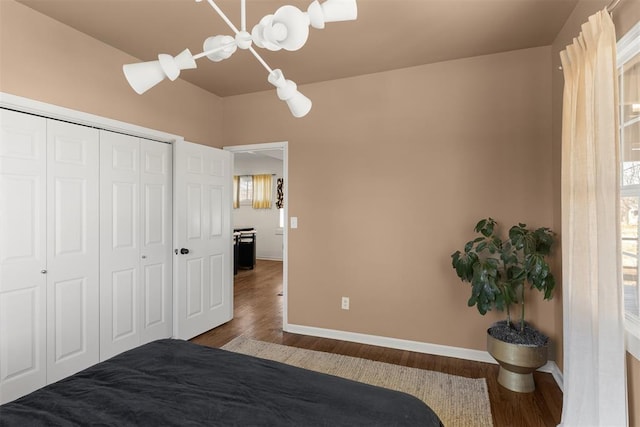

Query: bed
left=0, top=339, right=443, bottom=426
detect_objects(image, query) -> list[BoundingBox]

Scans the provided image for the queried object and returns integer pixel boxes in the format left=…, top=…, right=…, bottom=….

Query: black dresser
left=233, top=228, right=256, bottom=272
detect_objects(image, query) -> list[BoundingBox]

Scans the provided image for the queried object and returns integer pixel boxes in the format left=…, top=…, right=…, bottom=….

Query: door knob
left=41, top=269, right=47, bottom=274
left=180, top=248, right=190, bottom=255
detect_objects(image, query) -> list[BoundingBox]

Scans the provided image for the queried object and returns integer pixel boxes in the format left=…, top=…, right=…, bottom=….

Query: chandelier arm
left=192, top=41, right=238, bottom=60
left=248, top=47, right=274, bottom=74
left=241, top=0, right=246, bottom=32
left=205, top=0, right=240, bottom=34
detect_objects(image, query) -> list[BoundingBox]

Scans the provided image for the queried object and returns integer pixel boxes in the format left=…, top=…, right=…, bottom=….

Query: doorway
left=223, top=142, right=289, bottom=330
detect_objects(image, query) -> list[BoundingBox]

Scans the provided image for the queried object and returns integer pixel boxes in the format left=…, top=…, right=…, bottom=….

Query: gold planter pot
left=486, top=331, right=548, bottom=393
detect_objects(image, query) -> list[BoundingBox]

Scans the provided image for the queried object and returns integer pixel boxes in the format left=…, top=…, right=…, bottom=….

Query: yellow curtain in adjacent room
left=252, top=174, right=272, bottom=209
left=233, top=175, right=239, bottom=209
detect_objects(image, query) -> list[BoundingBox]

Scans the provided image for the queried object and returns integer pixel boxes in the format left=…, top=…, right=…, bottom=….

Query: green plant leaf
left=543, top=275, right=556, bottom=299
left=484, top=221, right=494, bottom=237
left=474, top=219, right=487, bottom=233
left=466, top=258, right=503, bottom=315
left=488, top=237, right=502, bottom=254
left=509, top=225, right=526, bottom=250
left=464, top=240, right=474, bottom=253
left=451, top=250, right=477, bottom=282
left=475, top=218, right=496, bottom=237
left=533, top=227, right=554, bottom=255
left=495, top=292, right=505, bottom=311
left=507, top=265, right=525, bottom=281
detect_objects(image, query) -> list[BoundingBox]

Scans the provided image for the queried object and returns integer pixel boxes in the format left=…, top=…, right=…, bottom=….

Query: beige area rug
left=222, top=336, right=493, bottom=427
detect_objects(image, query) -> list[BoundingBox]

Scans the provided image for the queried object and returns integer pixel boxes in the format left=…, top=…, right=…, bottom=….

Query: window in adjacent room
left=238, top=175, right=253, bottom=205
left=618, top=20, right=640, bottom=358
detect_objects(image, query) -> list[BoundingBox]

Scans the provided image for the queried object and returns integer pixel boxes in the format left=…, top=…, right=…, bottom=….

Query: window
left=239, top=175, right=253, bottom=205
left=234, top=174, right=273, bottom=208
left=618, top=21, right=640, bottom=359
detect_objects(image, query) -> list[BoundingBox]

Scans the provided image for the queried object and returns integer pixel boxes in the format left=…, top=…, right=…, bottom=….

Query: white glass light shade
left=252, top=15, right=281, bottom=51
left=203, top=35, right=237, bottom=61
left=322, top=0, right=357, bottom=21
left=282, top=88, right=312, bottom=118
left=307, top=0, right=358, bottom=29
left=252, top=5, right=310, bottom=51
left=123, top=49, right=196, bottom=94
left=268, top=69, right=312, bottom=118
left=123, top=61, right=166, bottom=95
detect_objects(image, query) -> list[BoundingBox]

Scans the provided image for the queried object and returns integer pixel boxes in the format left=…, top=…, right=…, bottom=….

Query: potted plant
left=450, top=217, right=556, bottom=392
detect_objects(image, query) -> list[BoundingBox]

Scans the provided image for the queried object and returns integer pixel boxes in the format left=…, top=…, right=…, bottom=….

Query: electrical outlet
left=341, top=297, right=349, bottom=310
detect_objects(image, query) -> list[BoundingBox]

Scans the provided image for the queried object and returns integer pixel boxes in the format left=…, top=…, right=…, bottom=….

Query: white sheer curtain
left=559, top=10, right=627, bottom=427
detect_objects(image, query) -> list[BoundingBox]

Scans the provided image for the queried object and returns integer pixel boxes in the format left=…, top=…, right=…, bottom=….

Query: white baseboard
left=284, top=323, right=563, bottom=391
left=256, top=256, right=283, bottom=262
left=545, top=361, right=564, bottom=392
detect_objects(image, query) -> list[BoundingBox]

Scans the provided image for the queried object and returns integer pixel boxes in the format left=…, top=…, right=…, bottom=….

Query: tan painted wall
left=0, top=0, right=223, bottom=146
left=552, top=0, right=640, bottom=423
left=223, top=46, right=558, bottom=355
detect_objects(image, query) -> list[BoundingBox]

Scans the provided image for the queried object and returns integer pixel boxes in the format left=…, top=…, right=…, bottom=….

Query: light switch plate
left=290, top=217, right=298, bottom=229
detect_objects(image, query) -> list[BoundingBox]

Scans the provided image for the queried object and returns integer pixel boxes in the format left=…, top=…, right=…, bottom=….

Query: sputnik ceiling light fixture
left=123, top=0, right=358, bottom=118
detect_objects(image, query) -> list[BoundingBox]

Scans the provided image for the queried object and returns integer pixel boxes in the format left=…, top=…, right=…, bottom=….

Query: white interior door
left=46, top=120, right=99, bottom=383
left=174, top=140, right=232, bottom=340
left=0, top=109, right=47, bottom=404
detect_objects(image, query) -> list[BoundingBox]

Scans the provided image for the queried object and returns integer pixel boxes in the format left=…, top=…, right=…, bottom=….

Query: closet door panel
left=143, top=263, right=165, bottom=327
left=51, top=278, right=86, bottom=360
left=46, top=120, right=99, bottom=384
left=112, top=269, right=136, bottom=340
left=99, top=131, right=140, bottom=361
left=140, top=140, right=172, bottom=343
left=0, top=110, right=47, bottom=404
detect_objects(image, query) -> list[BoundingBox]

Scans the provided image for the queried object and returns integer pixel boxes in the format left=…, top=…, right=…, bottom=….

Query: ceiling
left=234, top=149, right=284, bottom=164
left=233, top=149, right=283, bottom=177
left=16, top=0, right=580, bottom=97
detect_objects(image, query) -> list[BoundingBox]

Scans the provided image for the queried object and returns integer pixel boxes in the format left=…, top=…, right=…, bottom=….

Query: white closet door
left=0, top=110, right=47, bottom=404
left=100, top=132, right=172, bottom=360
left=99, top=131, right=141, bottom=360
left=174, top=140, right=233, bottom=340
left=139, top=139, right=172, bottom=344
left=45, top=120, right=99, bottom=383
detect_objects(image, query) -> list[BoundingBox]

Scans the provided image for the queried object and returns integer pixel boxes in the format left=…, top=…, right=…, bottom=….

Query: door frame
left=223, top=142, right=289, bottom=330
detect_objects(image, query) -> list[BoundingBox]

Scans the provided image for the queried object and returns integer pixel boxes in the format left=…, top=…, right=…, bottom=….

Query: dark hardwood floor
left=191, top=260, right=563, bottom=427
